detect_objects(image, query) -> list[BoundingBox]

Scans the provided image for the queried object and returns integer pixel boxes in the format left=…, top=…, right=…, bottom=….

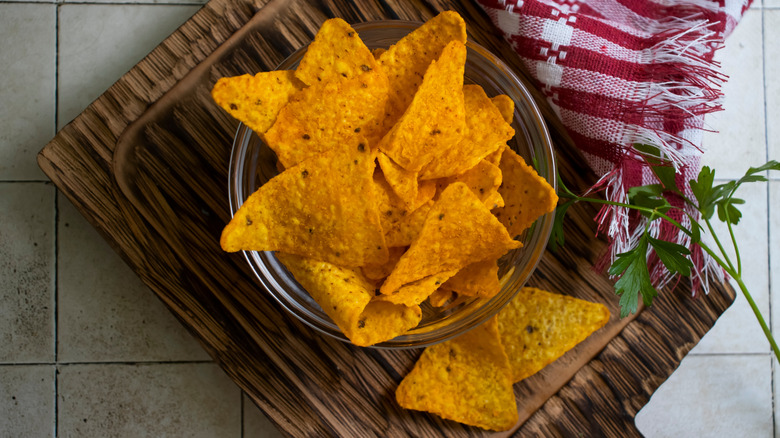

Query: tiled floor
left=0, top=1, right=776, bottom=437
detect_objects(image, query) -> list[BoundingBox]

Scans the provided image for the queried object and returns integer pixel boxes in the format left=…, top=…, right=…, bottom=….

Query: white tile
left=57, top=199, right=210, bottom=363
left=58, top=363, right=241, bottom=437
left=0, top=4, right=55, bottom=180
left=0, top=183, right=55, bottom=363
left=769, top=181, right=780, bottom=349
left=243, top=394, right=284, bottom=438
left=57, top=4, right=199, bottom=129
left=691, top=181, right=770, bottom=354
left=0, top=365, right=55, bottom=438
left=701, top=9, right=765, bottom=180
left=765, top=10, right=780, bottom=165
left=635, top=354, right=772, bottom=437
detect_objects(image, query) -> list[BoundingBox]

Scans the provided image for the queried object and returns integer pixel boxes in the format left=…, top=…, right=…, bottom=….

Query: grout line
left=762, top=7, right=777, bottom=436
left=54, top=365, right=58, bottom=438
left=0, top=360, right=214, bottom=367
left=0, top=180, right=56, bottom=184
left=54, top=2, right=60, bottom=131
left=54, top=7, right=60, bottom=435
left=240, top=391, right=245, bottom=438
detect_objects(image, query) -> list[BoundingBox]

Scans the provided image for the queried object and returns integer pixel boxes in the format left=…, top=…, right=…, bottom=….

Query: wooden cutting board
left=38, top=0, right=735, bottom=436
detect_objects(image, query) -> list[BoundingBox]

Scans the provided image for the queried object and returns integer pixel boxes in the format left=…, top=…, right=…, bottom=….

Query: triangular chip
left=440, top=258, right=501, bottom=299
left=211, top=70, right=304, bottom=135
left=396, top=317, right=518, bottom=431
left=295, top=18, right=380, bottom=86
left=493, top=148, right=558, bottom=238
left=380, top=182, right=521, bottom=295
left=419, top=84, right=514, bottom=180
left=497, top=287, right=610, bottom=382
left=220, top=137, right=388, bottom=267
left=373, top=168, right=436, bottom=245
left=379, top=11, right=467, bottom=125
left=264, top=70, right=389, bottom=168
left=491, top=94, right=515, bottom=124
left=378, top=40, right=467, bottom=172
left=377, top=269, right=457, bottom=307
left=383, top=200, right=433, bottom=248
left=376, top=152, right=420, bottom=210
left=277, top=253, right=421, bottom=347
left=362, top=246, right=406, bottom=281
left=439, top=159, right=504, bottom=209
left=428, top=289, right=455, bottom=307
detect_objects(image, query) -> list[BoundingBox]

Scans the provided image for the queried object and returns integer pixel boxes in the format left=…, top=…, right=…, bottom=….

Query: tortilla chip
left=497, top=287, right=610, bottom=382
left=220, top=137, right=388, bottom=267
left=362, top=246, right=406, bottom=281
left=419, top=84, right=514, bottom=180
left=490, top=94, right=514, bottom=124
left=383, top=200, right=433, bottom=248
left=441, top=258, right=501, bottom=299
left=277, top=253, right=421, bottom=347
left=440, top=159, right=504, bottom=209
left=396, top=317, right=518, bottom=431
left=379, top=11, right=467, bottom=125
left=380, top=182, right=521, bottom=295
left=493, top=148, right=558, bottom=238
left=211, top=70, right=304, bottom=135
left=377, top=269, right=457, bottom=307
left=378, top=40, right=467, bottom=172
left=295, top=18, right=379, bottom=86
left=376, top=152, right=420, bottom=210
left=264, top=70, right=388, bottom=168
left=428, top=289, right=455, bottom=307
left=372, top=47, right=386, bottom=59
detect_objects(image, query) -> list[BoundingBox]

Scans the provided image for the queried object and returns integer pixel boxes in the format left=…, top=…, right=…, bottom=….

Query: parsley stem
left=735, top=275, right=780, bottom=362
left=561, top=195, right=694, bottom=238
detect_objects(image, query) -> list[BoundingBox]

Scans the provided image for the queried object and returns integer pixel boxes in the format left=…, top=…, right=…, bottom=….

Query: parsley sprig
left=552, top=154, right=780, bottom=361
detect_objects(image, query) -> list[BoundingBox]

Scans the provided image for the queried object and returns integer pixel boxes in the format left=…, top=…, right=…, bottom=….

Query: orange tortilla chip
left=362, top=246, right=406, bottom=281
left=428, top=289, right=455, bottom=307
left=378, top=40, right=467, bottom=172
left=379, top=11, right=467, bottom=125
left=376, top=152, right=420, bottom=210
left=372, top=47, right=386, bottom=59
left=377, top=270, right=457, bottom=307
left=211, top=70, right=304, bottom=135
left=380, top=182, right=521, bottom=295
left=383, top=200, right=433, bottom=248
left=441, top=258, right=501, bottom=299
left=497, top=287, right=610, bottom=382
left=264, top=70, right=388, bottom=168
left=295, top=18, right=380, bottom=86
left=440, top=159, right=504, bottom=209
left=490, top=94, right=514, bottom=124
left=396, top=317, right=518, bottom=431
left=220, top=137, right=388, bottom=267
left=419, top=84, right=514, bottom=180
left=277, top=253, right=421, bottom=347
left=493, top=148, right=558, bottom=238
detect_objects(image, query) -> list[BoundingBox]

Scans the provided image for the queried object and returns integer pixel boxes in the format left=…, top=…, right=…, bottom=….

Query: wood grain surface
left=38, top=0, right=736, bottom=436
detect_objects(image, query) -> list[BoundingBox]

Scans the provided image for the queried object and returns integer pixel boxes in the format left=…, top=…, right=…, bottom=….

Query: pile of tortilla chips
left=215, top=11, right=558, bottom=348
left=213, top=11, right=613, bottom=433
left=397, top=286, right=610, bottom=431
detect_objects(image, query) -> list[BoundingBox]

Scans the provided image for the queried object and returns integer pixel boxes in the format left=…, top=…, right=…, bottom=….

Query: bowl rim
left=227, top=20, right=557, bottom=349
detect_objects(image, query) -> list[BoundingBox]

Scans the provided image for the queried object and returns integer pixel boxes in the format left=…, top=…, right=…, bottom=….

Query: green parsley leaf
left=549, top=200, right=574, bottom=252
left=647, top=235, right=693, bottom=277
left=608, top=234, right=658, bottom=317
left=628, top=184, right=671, bottom=217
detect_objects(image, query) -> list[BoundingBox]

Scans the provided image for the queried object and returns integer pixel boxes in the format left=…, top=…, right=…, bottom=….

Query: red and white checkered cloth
left=476, top=0, right=751, bottom=294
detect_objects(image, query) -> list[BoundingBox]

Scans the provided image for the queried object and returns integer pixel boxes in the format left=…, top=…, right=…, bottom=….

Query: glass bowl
left=228, top=20, right=556, bottom=349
